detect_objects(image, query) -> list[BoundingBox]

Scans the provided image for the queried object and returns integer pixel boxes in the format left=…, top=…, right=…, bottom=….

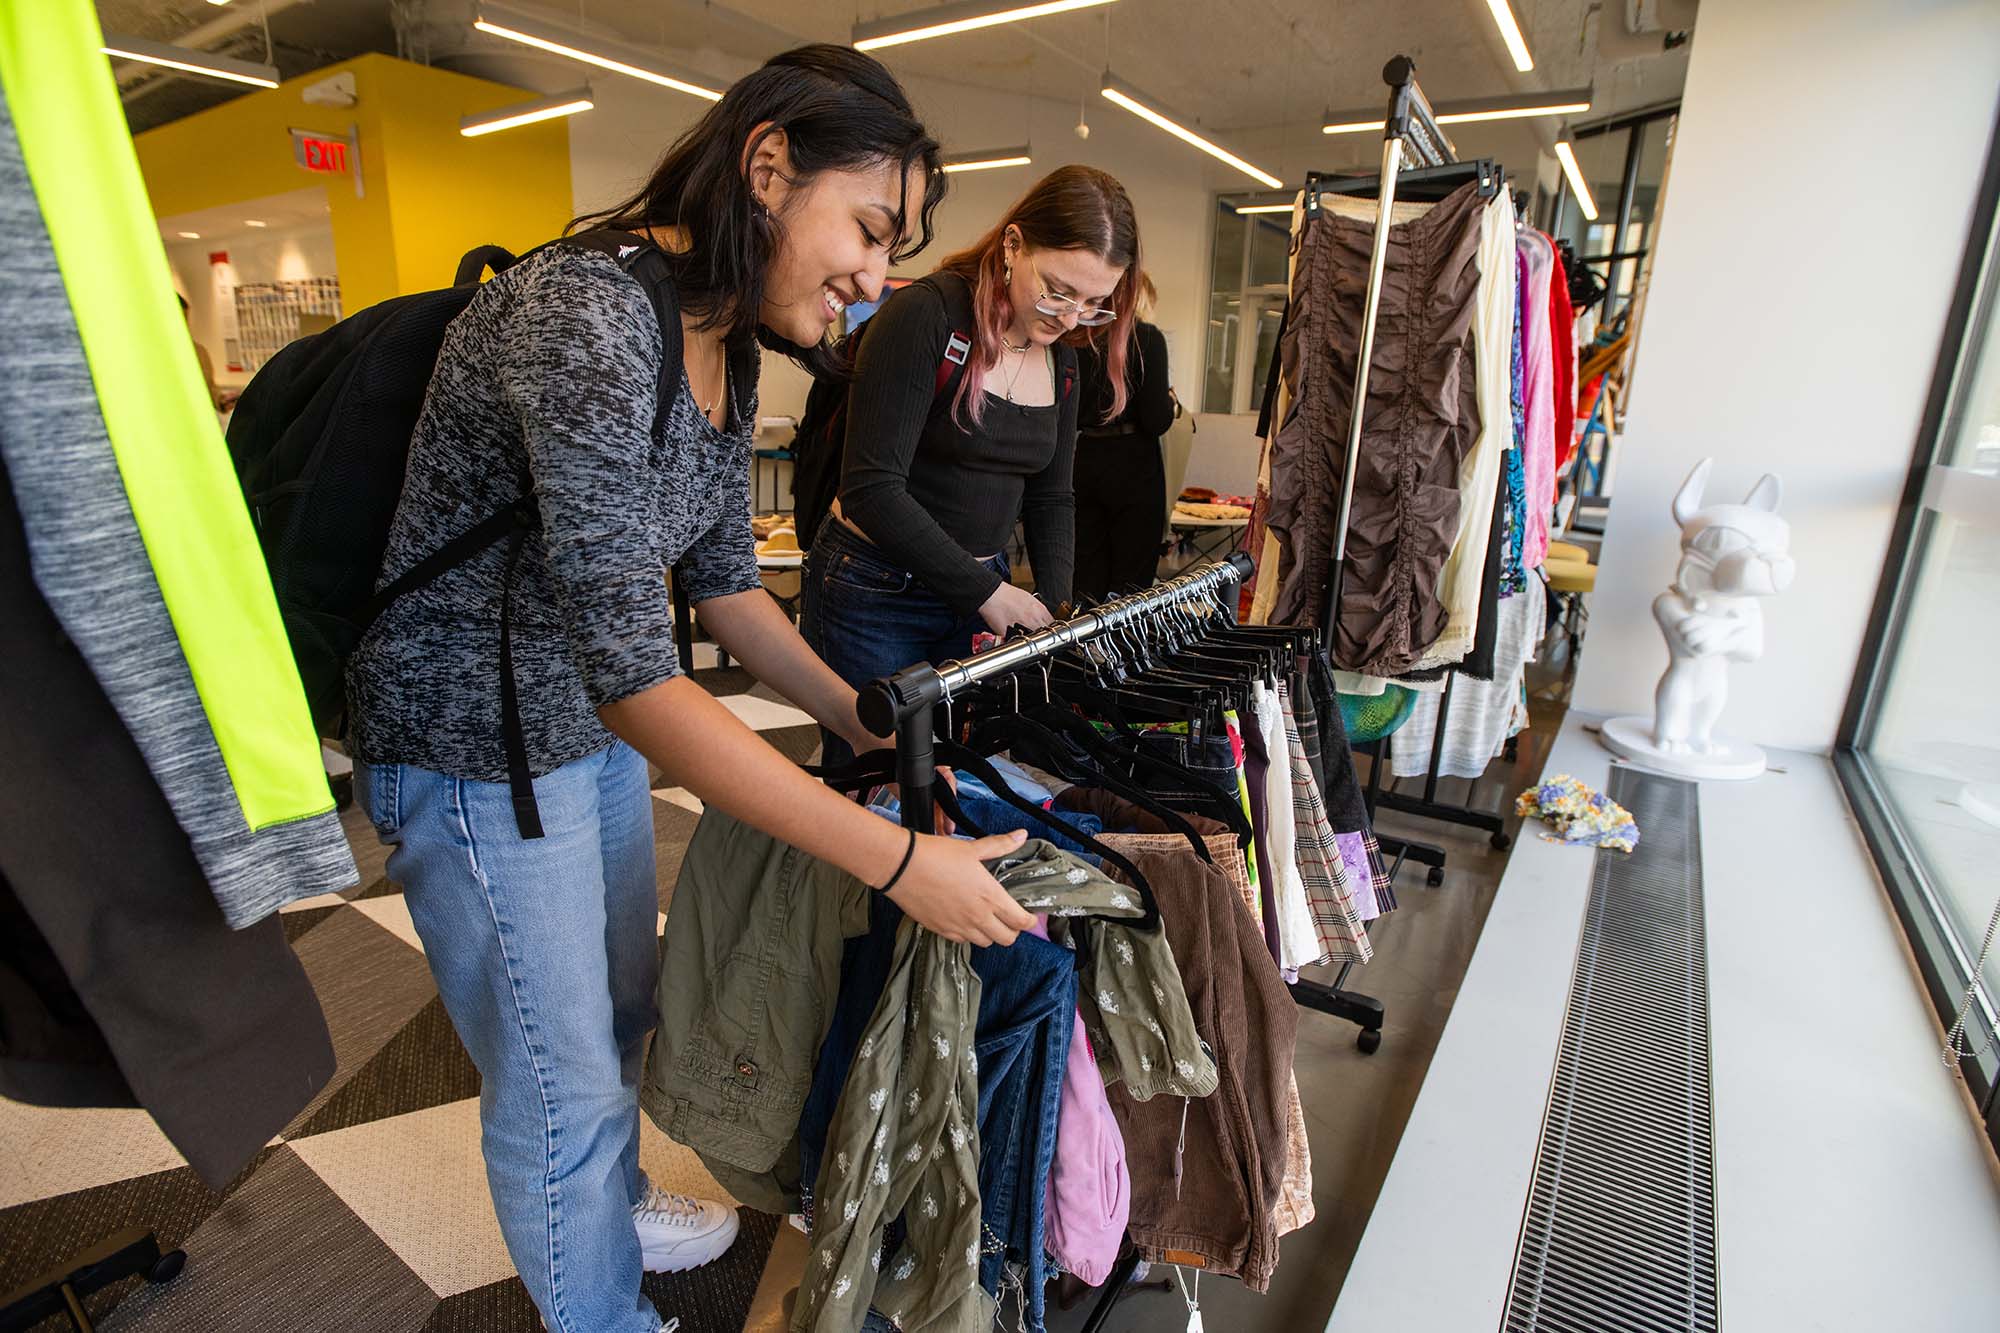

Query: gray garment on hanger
left=0, top=104, right=356, bottom=927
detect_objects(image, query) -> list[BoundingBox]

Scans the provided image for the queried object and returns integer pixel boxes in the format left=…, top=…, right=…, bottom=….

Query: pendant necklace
left=1000, top=334, right=1033, bottom=403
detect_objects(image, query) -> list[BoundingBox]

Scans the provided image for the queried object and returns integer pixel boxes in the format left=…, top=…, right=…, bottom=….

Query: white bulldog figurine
left=1600, top=458, right=1796, bottom=780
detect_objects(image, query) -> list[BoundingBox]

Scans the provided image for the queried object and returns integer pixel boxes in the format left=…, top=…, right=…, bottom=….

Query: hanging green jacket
left=795, top=840, right=1212, bottom=1333
left=643, top=808, right=873, bottom=1212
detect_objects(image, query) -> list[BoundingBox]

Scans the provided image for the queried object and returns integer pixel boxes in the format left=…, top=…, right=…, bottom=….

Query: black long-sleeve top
left=838, top=272, right=1078, bottom=614
left=1075, top=321, right=1175, bottom=441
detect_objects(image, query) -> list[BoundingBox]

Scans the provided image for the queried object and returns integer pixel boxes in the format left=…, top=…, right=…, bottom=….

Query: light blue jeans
left=358, top=741, right=663, bottom=1333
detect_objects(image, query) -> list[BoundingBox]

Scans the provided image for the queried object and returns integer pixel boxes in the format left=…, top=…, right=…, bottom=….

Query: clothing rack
left=858, top=553, right=1385, bottom=1332
left=1313, top=56, right=1514, bottom=861
left=858, top=554, right=1256, bottom=832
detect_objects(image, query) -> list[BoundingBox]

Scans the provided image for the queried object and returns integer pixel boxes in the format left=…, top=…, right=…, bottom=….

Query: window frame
left=1834, top=98, right=2000, bottom=1150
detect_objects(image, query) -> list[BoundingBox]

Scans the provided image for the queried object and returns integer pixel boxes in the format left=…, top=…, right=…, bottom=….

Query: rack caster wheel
left=1356, top=1028, right=1382, bottom=1055
left=1426, top=866, right=1445, bottom=888
left=1490, top=831, right=1513, bottom=852
left=147, top=1250, right=186, bottom=1283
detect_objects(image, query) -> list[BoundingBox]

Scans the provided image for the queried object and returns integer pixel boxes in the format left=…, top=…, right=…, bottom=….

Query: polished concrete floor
left=1038, top=697, right=1563, bottom=1333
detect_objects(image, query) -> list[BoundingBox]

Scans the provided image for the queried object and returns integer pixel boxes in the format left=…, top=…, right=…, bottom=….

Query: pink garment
left=1032, top=917, right=1131, bottom=1286
left=1517, top=231, right=1558, bottom=570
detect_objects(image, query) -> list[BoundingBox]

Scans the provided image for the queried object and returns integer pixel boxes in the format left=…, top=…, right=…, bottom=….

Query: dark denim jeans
left=954, top=791, right=1103, bottom=856
left=972, top=926, right=1074, bottom=1331
left=800, top=516, right=1008, bottom=768
left=801, top=889, right=1074, bottom=1333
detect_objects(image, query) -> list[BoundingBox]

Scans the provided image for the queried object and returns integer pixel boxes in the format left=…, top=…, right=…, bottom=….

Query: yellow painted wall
left=134, top=54, right=571, bottom=311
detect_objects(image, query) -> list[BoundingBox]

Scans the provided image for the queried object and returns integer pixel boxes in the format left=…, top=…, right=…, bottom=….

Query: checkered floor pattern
left=0, top=650, right=813, bottom=1333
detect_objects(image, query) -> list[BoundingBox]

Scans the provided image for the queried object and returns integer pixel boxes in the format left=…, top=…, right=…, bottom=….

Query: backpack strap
left=554, top=229, right=685, bottom=405
left=455, top=245, right=519, bottom=286
left=938, top=330, right=971, bottom=395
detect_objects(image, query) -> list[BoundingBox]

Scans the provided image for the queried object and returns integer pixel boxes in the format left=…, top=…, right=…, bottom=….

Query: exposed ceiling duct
left=114, top=0, right=311, bottom=96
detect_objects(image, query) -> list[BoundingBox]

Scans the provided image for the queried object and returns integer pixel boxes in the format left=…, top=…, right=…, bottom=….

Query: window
left=1203, top=198, right=1291, bottom=414
left=1550, top=107, right=1678, bottom=323
left=1839, top=109, right=2000, bottom=1149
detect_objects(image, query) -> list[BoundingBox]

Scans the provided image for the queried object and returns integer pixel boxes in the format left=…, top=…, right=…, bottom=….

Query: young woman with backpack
left=802, top=165, right=1143, bottom=766
left=344, top=47, right=1035, bottom=1333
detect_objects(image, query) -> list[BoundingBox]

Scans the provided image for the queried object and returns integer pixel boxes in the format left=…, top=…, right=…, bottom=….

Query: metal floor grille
left=1502, top=766, right=1719, bottom=1333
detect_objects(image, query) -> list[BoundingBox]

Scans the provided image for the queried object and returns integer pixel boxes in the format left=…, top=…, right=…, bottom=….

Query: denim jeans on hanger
left=800, top=516, right=1009, bottom=768
left=953, top=790, right=1103, bottom=856
left=799, top=890, right=1076, bottom=1333
left=971, top=927, right=1076, bottom=1332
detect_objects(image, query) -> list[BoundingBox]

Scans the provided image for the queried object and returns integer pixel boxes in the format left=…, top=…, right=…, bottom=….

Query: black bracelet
left=877, top=828, right=918, bottom=894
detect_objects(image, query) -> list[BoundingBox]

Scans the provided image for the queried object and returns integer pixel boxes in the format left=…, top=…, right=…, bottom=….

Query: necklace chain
left=1000, top=343, right=1038, bottom=403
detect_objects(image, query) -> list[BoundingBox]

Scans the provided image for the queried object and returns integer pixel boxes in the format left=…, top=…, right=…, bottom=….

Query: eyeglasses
left=1026, top=258, right=1117, bottom=326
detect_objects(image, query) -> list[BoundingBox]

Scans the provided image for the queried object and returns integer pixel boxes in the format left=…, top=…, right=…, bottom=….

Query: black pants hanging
left=1072, top=432, right=1166, bottom=604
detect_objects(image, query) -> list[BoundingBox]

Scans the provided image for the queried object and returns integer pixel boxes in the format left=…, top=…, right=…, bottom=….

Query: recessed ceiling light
left=1099, top=72, right=1281, bottom=189
left=244, top=219, right=267, bottom=227
left=178, top=231, right=201, bottom=239
left=1554, top=140, right=1598, bottom=221
left=100, top=32, right=279, bottom=88
left=853, top=0, right=1117, bottom=52
left=942, top=146, right=1034, bottom=173
left=473, top=2, right=721, bottom=101
left=460, top=88, right=596, bottom=137
left=1323, top=87, right=1592, bottom=135
left=1484, top=0, right=1535, bottom=73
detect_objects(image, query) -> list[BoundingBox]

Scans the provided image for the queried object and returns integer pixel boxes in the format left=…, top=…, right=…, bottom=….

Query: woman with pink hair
left=803, top=165, right=1142, bottom=764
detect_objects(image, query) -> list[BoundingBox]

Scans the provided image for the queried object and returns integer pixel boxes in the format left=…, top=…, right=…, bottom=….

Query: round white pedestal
left=1599, top=715, right=1768, bottom=781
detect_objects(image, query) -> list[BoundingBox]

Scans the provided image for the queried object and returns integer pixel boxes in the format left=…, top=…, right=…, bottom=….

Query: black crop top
left=837, top=272, right=1078, bottom=615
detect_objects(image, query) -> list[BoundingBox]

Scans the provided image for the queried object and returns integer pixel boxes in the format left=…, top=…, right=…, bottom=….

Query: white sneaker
left=632, top=1184, right=739, bottom=1272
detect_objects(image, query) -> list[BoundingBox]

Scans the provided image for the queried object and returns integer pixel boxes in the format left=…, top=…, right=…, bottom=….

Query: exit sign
left=288, top=125, right=364, bottom=198
left=297, top=133, right=347, bottom=173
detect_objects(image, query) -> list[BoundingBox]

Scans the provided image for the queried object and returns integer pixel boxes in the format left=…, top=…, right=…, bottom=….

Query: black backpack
left=225, top=230, right=683, bottom=839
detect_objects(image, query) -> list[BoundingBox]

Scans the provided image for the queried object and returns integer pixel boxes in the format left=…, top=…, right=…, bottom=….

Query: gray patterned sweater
left=348, top=245, right=762, bottom=781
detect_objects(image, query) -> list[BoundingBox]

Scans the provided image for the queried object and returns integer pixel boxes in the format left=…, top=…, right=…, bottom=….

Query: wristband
left=877, top=828, right=918, bottom=894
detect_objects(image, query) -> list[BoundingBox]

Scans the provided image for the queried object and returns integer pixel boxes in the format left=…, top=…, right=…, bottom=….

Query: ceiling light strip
left=1100, top=73, right=1281, bottom=190
left=98, top=33, right=279, bottom=88
left=942, top=145, right=1033, bottom=173
left=461, top=87, right=595, bottom=137
left=1554, top=140, right=1598, bottom=221
left=1324, top=86, right=1591, bottom=134
left=473, top=2, right=722, bottom=101
left=854, top=0, right=1117, bottom=52
left=1234, top=203, right=1293, bottom=214
left=1484, top=0, right=1535, bottom=73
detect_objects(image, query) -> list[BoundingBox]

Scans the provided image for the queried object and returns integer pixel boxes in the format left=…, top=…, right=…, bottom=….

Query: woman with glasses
left=803, top=165, right=1141, bottom=764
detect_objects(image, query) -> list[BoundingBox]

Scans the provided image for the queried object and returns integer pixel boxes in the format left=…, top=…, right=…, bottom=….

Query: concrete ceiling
left=102, top=1, right=1692, bottom=142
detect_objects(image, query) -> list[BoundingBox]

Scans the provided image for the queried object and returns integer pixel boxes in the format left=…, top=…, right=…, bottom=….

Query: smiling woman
left=801, top=164, right=1144, bottom=767
left=340, top=44, right=1044, bottom=1333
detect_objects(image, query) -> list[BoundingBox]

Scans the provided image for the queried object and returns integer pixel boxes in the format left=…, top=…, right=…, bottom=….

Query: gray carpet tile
left=279, top=904, right=343, bottom=944
left=639, top=1208, right=781, bottom=1333
left=281, top=908, right=438, bottom=1137
left=289, top=995, right=481, bottom=1142
left=756, top=725, right=822, bottom=767
left=651, top=803, right=701, bottom=903
left=98, top=1148, right=438, bottom=1333
left=414, top=1207, right=781, bottom=1333
left=0, top=1164, right=230, bottom=1330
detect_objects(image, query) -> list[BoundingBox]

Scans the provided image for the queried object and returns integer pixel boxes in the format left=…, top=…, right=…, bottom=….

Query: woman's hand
left=885, top=828, right=1036, bottom=947
left=979, top=581, right=1054, bottom=635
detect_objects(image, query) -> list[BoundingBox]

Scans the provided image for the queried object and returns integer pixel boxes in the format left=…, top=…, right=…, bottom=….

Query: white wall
left=1569, top=0, right=2000, bottom=754
left=569, top=70, right=1228, bottom=434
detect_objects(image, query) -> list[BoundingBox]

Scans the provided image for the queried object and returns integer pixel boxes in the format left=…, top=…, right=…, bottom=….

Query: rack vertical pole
left=1323, top=130, right=1405, bottom=636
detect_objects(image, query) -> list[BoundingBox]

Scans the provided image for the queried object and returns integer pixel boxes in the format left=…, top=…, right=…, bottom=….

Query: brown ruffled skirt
left=1267, top=181, right=1484, bottom=675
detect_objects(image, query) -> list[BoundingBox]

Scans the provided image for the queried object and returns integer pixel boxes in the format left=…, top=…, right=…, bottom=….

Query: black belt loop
left=499, top=520, right=545, bottom=840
